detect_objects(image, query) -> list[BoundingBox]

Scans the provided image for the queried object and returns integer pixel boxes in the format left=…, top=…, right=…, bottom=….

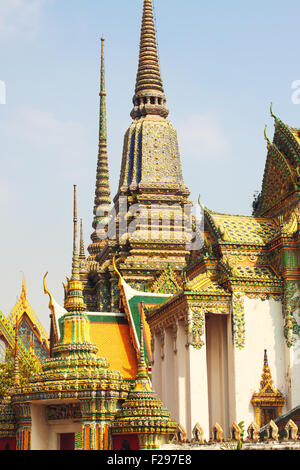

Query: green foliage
left=0, top=348, right=38, bottom=400
left=221, top=421, right=245, bottom=451
left=237, top=421, right=245, bottom=450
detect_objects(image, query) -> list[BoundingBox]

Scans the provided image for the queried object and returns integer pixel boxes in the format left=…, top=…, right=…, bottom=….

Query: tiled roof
left=208, top=212, right=280, bottom=245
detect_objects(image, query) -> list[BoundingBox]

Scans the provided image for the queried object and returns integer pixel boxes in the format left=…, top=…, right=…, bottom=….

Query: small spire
left=134, top=303, right=151, bottom=391
left=79, top=219, right=85, bottom=259
left=100, top=37, right=107, bottom=142
left=131, top=0, right=169, bottom=119
left=260, top=349, right=273, bottom=390
left=20, top=273, right=27, bottom=308
left=64, top=185, right=87, bottom=314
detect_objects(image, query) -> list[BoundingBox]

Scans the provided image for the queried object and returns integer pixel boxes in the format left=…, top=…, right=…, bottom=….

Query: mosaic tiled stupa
left=1, top=0, right=300, bottom=451
left=81, top=0, right=193, bottom=313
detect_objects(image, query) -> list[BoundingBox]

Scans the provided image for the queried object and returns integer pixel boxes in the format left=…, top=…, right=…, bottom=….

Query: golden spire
left=131, top=0, right=169, bottom=119
left=260, top=349, right=273, bottom=390
left=20, top=273, right=27, bottom=309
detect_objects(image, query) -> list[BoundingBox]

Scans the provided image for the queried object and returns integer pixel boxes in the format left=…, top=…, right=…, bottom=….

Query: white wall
left=289, top=336, right=300, bottom=409
left=152, top=331, right=162, bottom=398
left=233, top=296, right=287, bottom=427
left=30, top=403, right=82, bottom=450
left=31, top=404, right=58, bottom=450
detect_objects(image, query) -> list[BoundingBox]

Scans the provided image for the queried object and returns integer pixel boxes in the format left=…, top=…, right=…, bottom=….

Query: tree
left=0, top=348, right=39, bottom=401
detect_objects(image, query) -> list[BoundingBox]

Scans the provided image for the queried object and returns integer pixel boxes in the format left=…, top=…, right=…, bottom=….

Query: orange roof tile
left=90, top=322, right=138, bottom=379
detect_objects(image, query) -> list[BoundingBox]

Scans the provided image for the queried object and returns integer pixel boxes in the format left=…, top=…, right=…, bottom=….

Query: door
left=60, top=433, right=75, bottom=450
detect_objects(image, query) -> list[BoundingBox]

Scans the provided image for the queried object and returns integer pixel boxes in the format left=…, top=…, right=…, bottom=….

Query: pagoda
left=80, top=0, right=193, bottom=313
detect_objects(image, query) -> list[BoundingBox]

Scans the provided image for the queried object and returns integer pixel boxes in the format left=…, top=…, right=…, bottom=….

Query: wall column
left=165, top=326, right=175, bottom=419
left=152, top=330, right=161, bottom=397
left=80, top=398, right=112, bottom=450
left=175, top=321, right=188, bottom=432
left=15, top=402, right=31, bottom=450
left=160, top=329, right=167, bottom=407
left=184, top=309, right=209, bottom=441
left=172, top=320, right=179, bottom=422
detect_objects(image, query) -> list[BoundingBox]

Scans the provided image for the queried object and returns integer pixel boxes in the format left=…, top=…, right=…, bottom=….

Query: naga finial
left=270, top=102, right=277, bottom=120
left=43, top=271, right=55, bottom=315
left=264, top=125, right=272, bottom=147
left=112, top=255, right=122, bottom=287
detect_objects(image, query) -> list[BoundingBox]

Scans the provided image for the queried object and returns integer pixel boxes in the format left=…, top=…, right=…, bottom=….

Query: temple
left=1, top=0, right=300, bottom=451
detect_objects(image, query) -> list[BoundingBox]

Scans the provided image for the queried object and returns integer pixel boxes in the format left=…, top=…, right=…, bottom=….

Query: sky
left=0, top=0, right=300, bottom=329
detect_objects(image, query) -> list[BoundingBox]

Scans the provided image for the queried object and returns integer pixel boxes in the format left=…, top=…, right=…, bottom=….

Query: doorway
left=60, top=433, right=75, bottom=450
left=205, top=314, right=230, bottom=436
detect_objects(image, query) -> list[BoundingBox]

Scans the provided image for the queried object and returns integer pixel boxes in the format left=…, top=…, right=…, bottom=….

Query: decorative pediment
left=284, top=419, right=298, bottom=441
left=210, top=423, right=224, bottom=443
left=246, top=422, right=260, bottom=442
left=150, top=265, right=182, bottom=295
left=191, top=423, right=205, bottom=444
left=264, top=420, right=279, bottom=441
left=172, top=424, right=187, bottom=443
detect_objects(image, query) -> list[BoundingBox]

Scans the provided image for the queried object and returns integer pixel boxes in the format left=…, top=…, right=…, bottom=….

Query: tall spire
left=131, top=0, right=169, bottom=119
left=91, top=37, right=111, bottom=239
left=71, top=184, right=80, bottom=281
left=79, top=218, right=85, bottom=260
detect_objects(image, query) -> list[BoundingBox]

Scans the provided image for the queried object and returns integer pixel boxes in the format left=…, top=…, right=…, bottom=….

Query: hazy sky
left=0, top=0, right=300, bottom=329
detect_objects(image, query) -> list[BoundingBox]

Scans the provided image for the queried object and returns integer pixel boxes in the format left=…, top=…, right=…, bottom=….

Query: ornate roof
left=88, top=314, right=138, bottom=380
left=0, top=311, right=39, bottom=368
left=7, top=275, right=49, bottom=347
left=205, top=210, right=280, bottom=246
left=187, top=271, right=229, bottom=295
left=253, top=106, right=300, bottom=217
